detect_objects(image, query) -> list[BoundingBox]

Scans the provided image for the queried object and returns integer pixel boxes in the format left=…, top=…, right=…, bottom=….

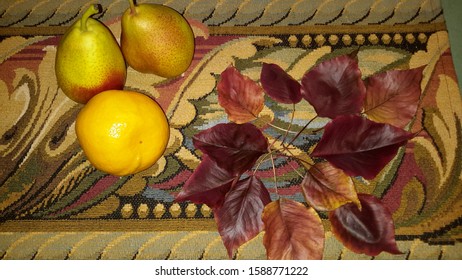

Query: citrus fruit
left=75, top=90, right=169, bottom=176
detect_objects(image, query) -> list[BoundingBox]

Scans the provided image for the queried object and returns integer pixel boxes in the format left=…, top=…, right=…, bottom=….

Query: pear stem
left=80, top=4, right=102, bottom=31
left=128, top=0, right=137, bottom=14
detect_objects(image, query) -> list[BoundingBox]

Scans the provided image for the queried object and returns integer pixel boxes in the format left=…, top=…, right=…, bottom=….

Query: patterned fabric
left=1, top=0, right=461, bottom=259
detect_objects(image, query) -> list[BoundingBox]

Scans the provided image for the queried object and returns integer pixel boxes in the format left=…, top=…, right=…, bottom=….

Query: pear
left=121, top=0, right=195, bottom=78
left=55, top=4, right=126, bottom=104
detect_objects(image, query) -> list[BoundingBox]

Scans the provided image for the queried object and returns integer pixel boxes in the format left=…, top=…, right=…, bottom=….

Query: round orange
left=75, top=90, right=169, bottom=176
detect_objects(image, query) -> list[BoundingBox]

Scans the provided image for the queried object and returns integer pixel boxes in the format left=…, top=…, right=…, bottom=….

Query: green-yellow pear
left=121, top=0, right=195, bottom=78
left=55, top=4, right=126, bottom=104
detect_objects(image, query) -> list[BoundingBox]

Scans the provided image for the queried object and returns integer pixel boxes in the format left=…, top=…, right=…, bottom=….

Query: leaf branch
left=269, top=147, right=278, bottom=195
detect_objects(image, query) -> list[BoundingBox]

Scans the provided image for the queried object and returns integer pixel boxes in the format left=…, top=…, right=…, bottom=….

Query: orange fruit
left=75, top=90, right=169, bottom=176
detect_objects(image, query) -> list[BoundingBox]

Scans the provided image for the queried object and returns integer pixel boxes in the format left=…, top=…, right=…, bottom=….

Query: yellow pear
left=121, top=0, right=195, bottom=78
left=55, top=4, right=126, bottom=104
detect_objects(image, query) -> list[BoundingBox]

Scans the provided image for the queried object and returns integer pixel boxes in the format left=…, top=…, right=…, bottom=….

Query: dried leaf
left=215, top=176, right=271, bottom=258
left=364, top=66, right=424, bottom=128
left=262, top=198, right=324, bottom=260
left=175, top=155, right=236, bottom=209
left=260, top=63, right=302, bottom=104
left=311, top=115, right=414, bottom=179
left=301, top=162, right=360, bottom=211
left=217, top=65, right=265, bottom=124
left=193, top=123, right=268, bottom=176
left=328, top=193, right=401, bottom=256
left=301, top=53, right=366, bottom=119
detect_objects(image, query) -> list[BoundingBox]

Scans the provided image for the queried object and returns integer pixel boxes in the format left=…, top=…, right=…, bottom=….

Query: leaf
left=214, top=176, right=271, bottom=258
left=262, top=198, right=324, bottom=260
left=217, top=65, right=265, bottom=124
left=260, top=63, right=302, bottom=104
left=364, top=66, right=424, bottom=128
left=193, top=123, right=268, bottom=176
left=301, top=162, right=360, bottom=211
left=301, top=53, right=366, bottom=119
left=311, top=115, right=414, bottom=179
left=328, top=193, right=401, bottom=256
left=175, top=155, right=236, bottom=209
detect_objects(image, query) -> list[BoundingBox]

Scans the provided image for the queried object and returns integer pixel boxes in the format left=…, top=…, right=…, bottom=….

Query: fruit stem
left=128, top=0, right=137, bottom=14
left=80, top=4, right=102, bottom=31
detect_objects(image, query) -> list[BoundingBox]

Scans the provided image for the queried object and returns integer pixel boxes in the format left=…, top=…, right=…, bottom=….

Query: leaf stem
left=276, top=150, right=314, bottom=169
left=253, top=135, right=281, bottom=175
left=281, top=103, right=296, bottom=144
left=284, top=157, right=305, bottom=179
left=312, top=126, right=325, bottom=134
left=269, top=149, right=278, bottom=195
left=286, top=115, right=318, bottom=147
left=265, top=123, right=298, bottom=134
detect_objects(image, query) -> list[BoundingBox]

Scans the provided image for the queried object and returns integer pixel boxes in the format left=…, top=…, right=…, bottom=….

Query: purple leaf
left=301, top=53, right=366, bottom=119
left=215, top=176, right=271, bottom=258
left=311, top=115, right=414, bottom=179
left=260, top=63, right=302, bottom=104
left=262, top=198, right=325, bottom=260
left=328, top=193, right=401, bottom=256
left=301, top=162, right=360, bottom=211
left=217, top=65, right=265, bottom=124
left=175, top=155, right=236, bottom=209
left=364, top=66, right=424, bottom=128
left=193, top=123, right=268, bottom=176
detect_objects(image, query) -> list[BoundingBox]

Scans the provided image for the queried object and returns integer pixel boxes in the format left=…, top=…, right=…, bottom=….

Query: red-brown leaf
left=215, top=176, right=271, bottom=258
left=175, top=155, right=236, bottom=209
left=364, top=66, right=424, bottom=128
left=301, top=162, right=360, bottom=211
left=262, top=198, right=324, bottom=260
left=328, top=193, right=401, bottom=256
left=311, top=115, right=414, bottom=179
left=193, top=123, right=268, bottom=176
left=217, top=65, right=265, bottom=124
left=260, top=63, right=302, bottom=104
left=301, top=54, right=366, bottom=119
